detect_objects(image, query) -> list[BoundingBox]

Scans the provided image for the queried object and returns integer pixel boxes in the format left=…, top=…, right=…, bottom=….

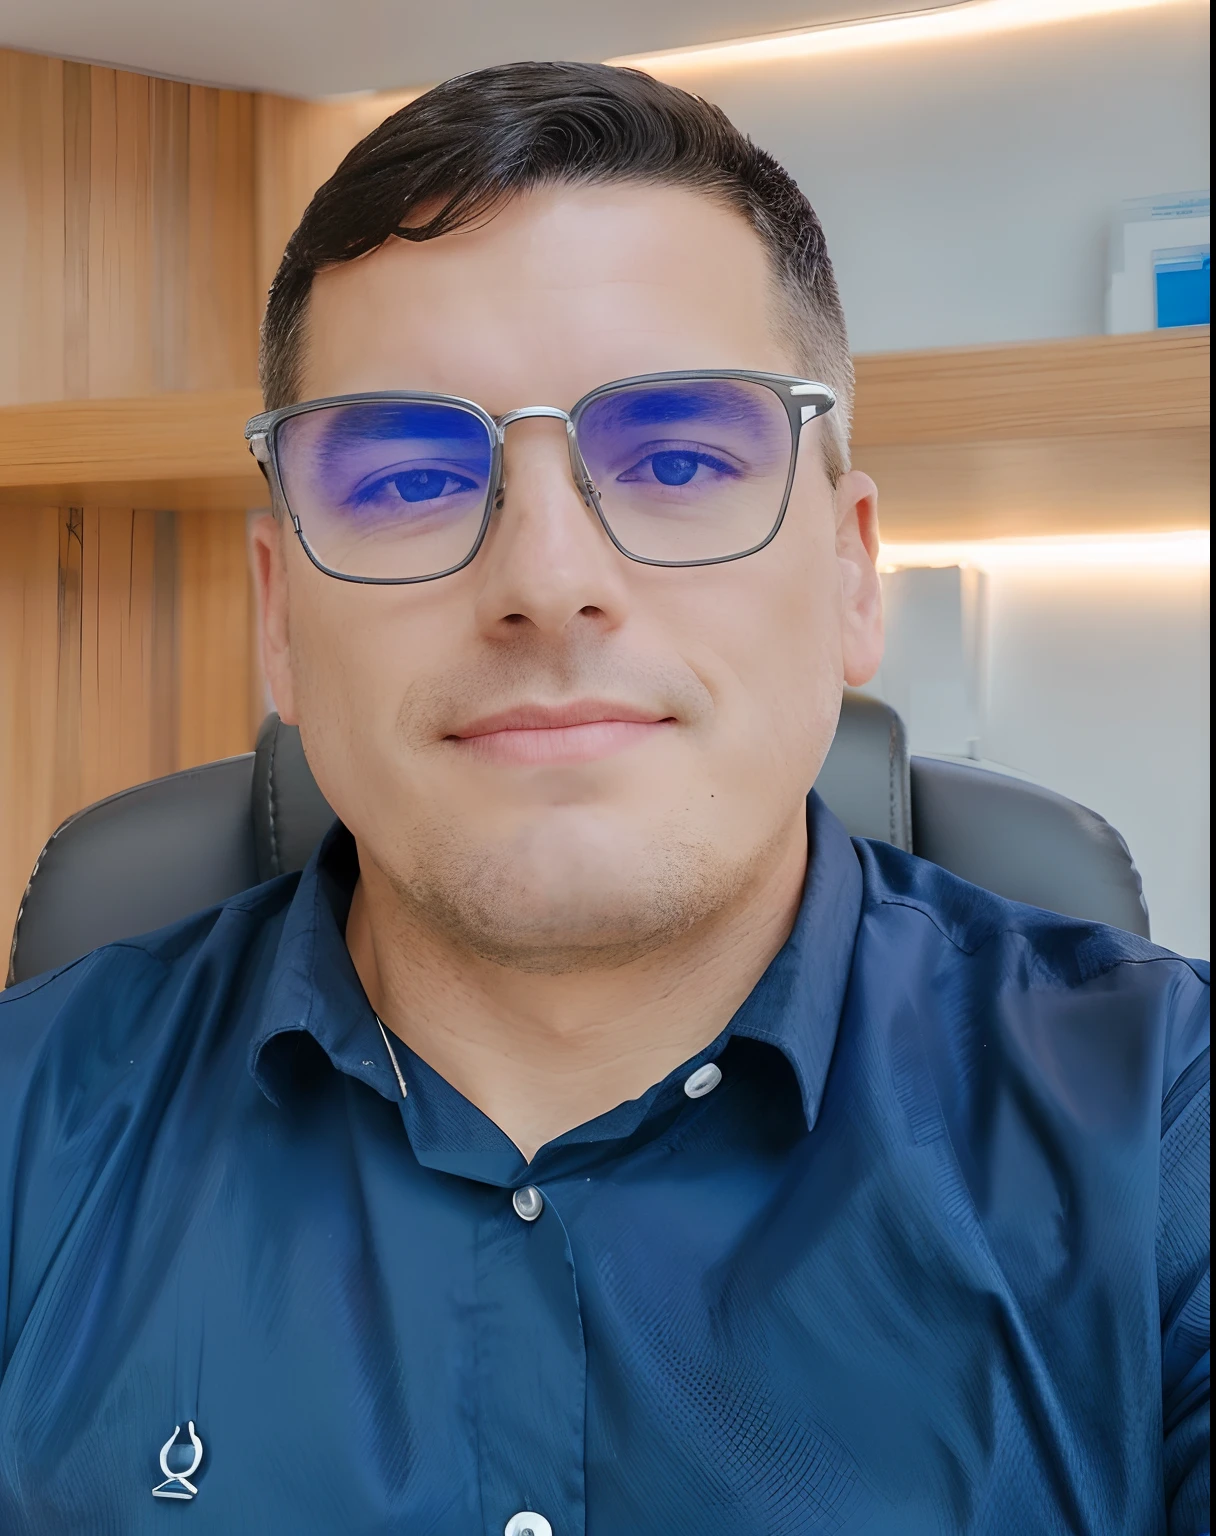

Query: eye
left=650, top=451, right=698, bottom=486
left=344, top=463, right=484, bottom=514
left=616, top=447, right=742, bottom=489
left=388, top=468, right=477, bottom=503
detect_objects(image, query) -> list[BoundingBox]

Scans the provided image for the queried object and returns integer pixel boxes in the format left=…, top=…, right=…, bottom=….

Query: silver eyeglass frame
left=244, top=369, right=836, bottom=584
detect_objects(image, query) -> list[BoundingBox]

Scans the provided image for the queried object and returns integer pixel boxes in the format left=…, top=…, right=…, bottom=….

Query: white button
left=512, top=1186, right=544, bottom=1222
left=505, top=1513, right=552, bottom=1536
left=683, top=1062, right=722, bottom=1099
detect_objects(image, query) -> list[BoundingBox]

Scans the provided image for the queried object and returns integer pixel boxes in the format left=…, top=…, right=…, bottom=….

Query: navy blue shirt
left=0, top=797, right=1208, bottom=1535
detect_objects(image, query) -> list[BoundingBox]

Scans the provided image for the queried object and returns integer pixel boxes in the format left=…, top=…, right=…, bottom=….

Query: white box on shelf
left=1106, top=192, right=1209, bottom=334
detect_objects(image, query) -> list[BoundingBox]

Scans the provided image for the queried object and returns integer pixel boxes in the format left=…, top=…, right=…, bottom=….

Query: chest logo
left=152, top=1421, right=204, bottom=1500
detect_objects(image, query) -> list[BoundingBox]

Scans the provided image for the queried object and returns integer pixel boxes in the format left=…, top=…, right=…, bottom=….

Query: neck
left=345, top=819, right=808, bottom=1161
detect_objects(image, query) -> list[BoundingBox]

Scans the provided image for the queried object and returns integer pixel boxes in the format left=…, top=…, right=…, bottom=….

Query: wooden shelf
left=0, top=389, right=265, bottom=510
left=852, top=327, right=1209, bottom=540
left=853, top=327, right=1208, bottom=444
left=0, top=330, right=1208, bottom=536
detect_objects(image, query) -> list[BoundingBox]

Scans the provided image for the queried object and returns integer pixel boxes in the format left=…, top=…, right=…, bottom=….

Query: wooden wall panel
left=253, top=89, right=418, bottom=300
left=0, top=46, right=258, bottom=407
left=188, top=87, right=258, bottom=389
left=62, top=63, right=90, bottom=398
left=77, top=509, right=160, bottom=802
left=0, top=47, right=272, bottom=957
left=0, top=508, right=61, bottom=952
left=150, top=78, right=191, bottom=392
left=176, top=507, right=260, bottom=770
left=87, top=69, right=153, bottom=397
left=0, top=505, right=257, bottom=944
left=0, top=52, right=66, bottom=403
left=2, top=43, right=419, bottom=404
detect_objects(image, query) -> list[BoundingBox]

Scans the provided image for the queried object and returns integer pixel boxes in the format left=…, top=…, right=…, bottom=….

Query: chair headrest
left=252, top=714, right=339, bottom=882
left=250, top=690, right=913, bottom=880
left=8, top=756, right=259, bottom=985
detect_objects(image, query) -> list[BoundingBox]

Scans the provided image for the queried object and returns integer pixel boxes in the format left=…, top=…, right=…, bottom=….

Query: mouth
left=446, top=700, right=677, bottom=767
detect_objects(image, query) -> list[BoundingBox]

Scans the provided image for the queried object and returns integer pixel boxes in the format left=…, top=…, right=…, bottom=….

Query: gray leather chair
left=6, top=692, right=1150, bottom=986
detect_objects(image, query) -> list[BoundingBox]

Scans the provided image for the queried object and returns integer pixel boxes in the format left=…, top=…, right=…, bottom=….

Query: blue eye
left=344, top=464, right=484, bottom=514
left=650, top=452, right=698, bottom=486
left=616, top=448, right=741, bottom=489
left=390, top=469, right=475, bottom=503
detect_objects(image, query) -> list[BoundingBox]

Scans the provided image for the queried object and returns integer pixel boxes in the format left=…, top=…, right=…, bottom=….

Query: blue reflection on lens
left=316, top=401, right=489, bottom=456
left=294, top=401, right=493, bottom=523
left=573, top=378, right=790, bottom=559
left=583, top=385, right=774, bottom=435
left=577, top=383, right=784, bottom=494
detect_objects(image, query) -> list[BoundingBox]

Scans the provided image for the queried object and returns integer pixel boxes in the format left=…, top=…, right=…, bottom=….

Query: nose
left=493, top=404, right=596, bottom=508
left=471, top=412, right=630, bottom=642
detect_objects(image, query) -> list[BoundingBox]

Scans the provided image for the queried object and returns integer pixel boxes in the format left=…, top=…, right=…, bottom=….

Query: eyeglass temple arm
left=247, top=432, right=273, bottom=490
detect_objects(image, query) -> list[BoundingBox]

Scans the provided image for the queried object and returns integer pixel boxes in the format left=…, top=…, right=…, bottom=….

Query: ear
left=248, top=512, right=299, bottom=725
left=833, top=469, right=884, bottom=687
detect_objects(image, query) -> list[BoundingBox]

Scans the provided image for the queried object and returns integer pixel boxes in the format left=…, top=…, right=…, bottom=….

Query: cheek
left=285, top=564, right=401, bottom=729
left=684, top=561, right=839, bottom=735
left=681, top=519, right=843, bottom=781
left=726, top=512, right=841, bottom=677
left=282, top=571, right=447, bottom=826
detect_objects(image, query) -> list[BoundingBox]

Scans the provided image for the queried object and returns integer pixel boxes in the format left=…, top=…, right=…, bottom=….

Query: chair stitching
left=7, top=820, right=70, bottom=987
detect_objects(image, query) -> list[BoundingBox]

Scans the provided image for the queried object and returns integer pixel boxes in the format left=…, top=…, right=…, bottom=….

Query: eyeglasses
left=245, top=370, right=835, bottom=584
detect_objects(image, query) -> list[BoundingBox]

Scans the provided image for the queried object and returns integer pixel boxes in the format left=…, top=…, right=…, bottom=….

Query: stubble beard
left=382, top=807, right=752, bottom=976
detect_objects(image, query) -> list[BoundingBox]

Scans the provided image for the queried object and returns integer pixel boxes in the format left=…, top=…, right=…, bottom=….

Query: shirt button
left=504, top=1513, right=552, bottom=1536
left=684, top=1062, right=723, bottom=1099
left=511, top=1186, right=544, bottom=1222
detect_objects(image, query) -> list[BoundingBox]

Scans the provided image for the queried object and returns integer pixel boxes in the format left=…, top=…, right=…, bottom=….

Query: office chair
left=7, top=692, right=1150, bottom=986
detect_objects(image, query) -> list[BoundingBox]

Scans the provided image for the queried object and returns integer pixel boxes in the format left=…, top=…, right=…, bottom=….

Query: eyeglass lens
left=575, top=377, right=793, bottom=563
left=277, top=400, right=496, bottom=581
left=274, top=377, right=794, bottom=580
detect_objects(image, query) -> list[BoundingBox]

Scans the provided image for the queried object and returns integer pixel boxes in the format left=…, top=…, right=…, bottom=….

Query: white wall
left=866, top=565, right=1210, bottom=958
left=668, top=3, right=1210, bottom=351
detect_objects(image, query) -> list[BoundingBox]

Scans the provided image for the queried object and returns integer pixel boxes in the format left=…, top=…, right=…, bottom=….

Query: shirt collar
left=250, top=822, right=399, bottom=1108
left=728, top=790, right=863, bottom=1129
left=250, top=794, right=863, bottom=1136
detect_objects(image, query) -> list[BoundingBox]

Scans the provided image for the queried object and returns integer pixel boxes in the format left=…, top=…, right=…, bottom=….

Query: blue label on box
left=1154, top=246, right=1210, bottom=328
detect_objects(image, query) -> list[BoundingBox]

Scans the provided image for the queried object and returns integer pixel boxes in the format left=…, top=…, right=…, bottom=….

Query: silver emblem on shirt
left=152, top=1420, right=204, bottom=1500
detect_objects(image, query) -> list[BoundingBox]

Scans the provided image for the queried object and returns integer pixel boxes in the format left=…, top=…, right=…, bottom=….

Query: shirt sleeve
left=1159, top=1036, right=1210, bottom=1536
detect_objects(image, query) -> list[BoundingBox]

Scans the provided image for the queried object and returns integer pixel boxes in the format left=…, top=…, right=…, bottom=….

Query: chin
left=397, top=808, right=728, bottom=974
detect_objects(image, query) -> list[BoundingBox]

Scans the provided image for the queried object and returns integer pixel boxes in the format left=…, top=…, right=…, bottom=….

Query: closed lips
left=448, top=702, right=675, bottom=765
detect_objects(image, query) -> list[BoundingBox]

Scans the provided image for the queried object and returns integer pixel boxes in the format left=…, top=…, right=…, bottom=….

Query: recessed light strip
left=607, top=0, right=1196, bottom=75
left=878, top=530, right=1210, bottom=571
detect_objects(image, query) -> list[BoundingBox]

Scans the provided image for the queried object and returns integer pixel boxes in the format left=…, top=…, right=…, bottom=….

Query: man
left=0, top=62, right=1207, bottom=1536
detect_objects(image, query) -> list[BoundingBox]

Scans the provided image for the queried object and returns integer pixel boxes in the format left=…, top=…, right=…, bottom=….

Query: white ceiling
left=0, top=0, right=952, bottom=98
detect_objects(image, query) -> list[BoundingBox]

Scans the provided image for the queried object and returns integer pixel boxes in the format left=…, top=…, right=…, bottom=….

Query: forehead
left=301, top=183, right=795, bottom=408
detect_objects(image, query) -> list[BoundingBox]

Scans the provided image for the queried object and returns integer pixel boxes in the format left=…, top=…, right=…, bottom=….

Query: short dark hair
left=260, top=61, right=853, bottom=479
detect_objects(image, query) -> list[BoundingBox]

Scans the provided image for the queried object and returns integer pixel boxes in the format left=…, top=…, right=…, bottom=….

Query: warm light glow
left=878, top=530, right=1211, bottom=572
left=608, top=0, right=1197, bottom=74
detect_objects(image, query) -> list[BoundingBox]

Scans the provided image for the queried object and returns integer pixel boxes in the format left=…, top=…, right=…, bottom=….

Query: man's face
left=253, top=183, right=882, bottom=969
